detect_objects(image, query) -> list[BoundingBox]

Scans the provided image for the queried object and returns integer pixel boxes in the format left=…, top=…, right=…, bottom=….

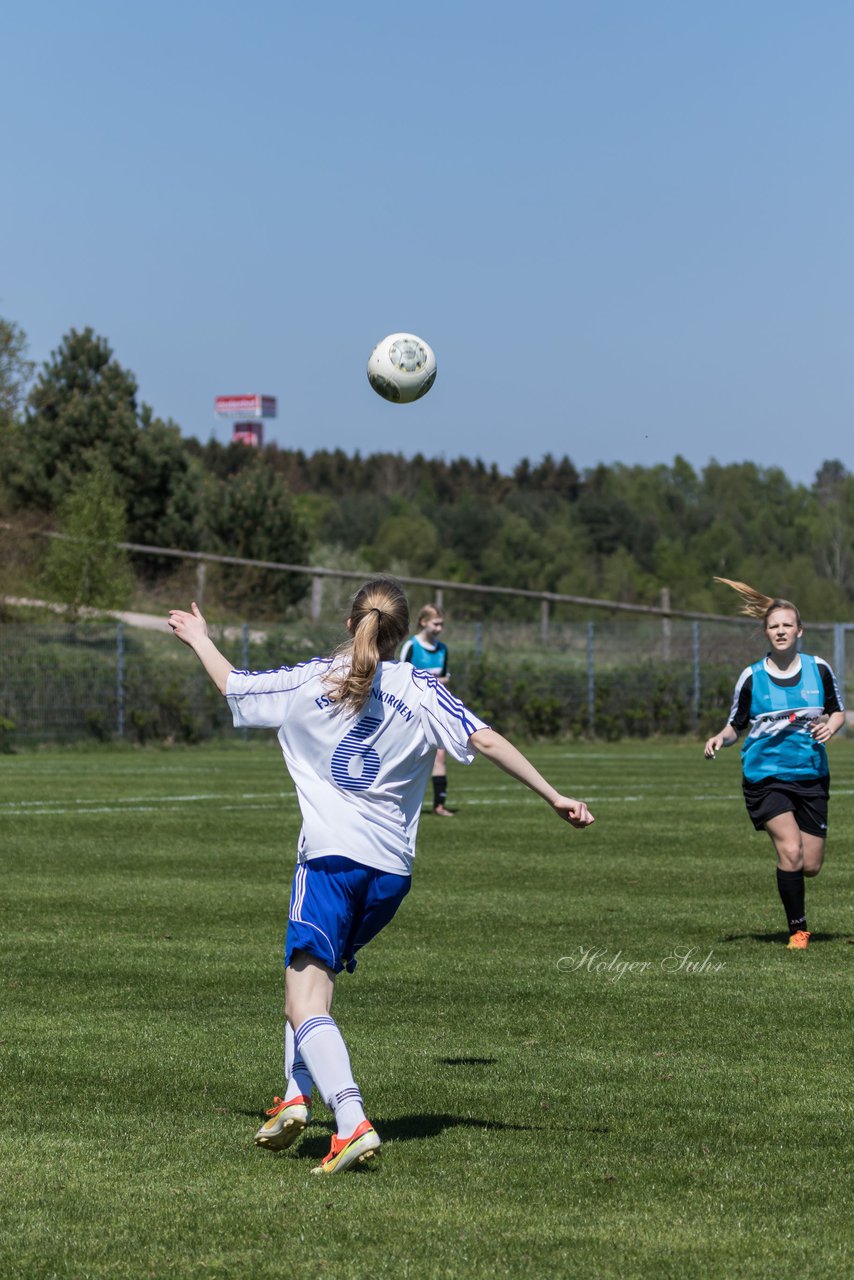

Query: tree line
left=2, top=316, right=853, bottom=621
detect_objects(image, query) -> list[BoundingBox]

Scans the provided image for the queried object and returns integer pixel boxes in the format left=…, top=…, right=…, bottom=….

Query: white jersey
left=226, top=657, right=489, bottom=876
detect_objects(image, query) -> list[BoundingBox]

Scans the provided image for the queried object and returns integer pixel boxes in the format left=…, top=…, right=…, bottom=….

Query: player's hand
left=167, top=601, right=208, bottom=647
left=704, top=734, right=725, bottom=758
left=809, top=719, right=833, bottom=743
left=552, top=796, right=595, bottom=828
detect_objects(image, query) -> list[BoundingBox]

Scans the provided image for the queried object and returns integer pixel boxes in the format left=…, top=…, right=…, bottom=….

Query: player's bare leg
left=255, top=959, right=333, bottom=1151
left=285, top=952, right=336, bottom=1026
left=801, top=831, right=826, bottom=878
left=764, top=813, right=818, bottom=948
left=286, top=952, right=380, bottom=1173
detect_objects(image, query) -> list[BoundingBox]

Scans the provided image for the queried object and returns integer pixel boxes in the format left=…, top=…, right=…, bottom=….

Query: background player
left=400, top=604, right=453, bottom=815
left=703, top=577, right=845, bottom=949
left=168, top=577, right=594, bottom=1173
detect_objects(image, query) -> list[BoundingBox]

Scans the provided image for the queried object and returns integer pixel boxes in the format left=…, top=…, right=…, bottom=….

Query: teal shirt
left=739, top=654, right=828, bottom=782
left=400, top=635, right=448, bottom=677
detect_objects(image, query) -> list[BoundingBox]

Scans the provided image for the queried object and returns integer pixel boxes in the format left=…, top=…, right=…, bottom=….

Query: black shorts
left=742, top=774, right=829, bottom=836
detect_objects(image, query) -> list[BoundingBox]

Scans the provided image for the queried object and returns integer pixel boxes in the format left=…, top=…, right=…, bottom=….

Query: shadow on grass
left=719, top=931, right=848, bottom=944
left=438, top=1056, right=498, bottom=1066
left=289, top=1113, right=543, bottom=1161
left=244, top=1112, right=611, bottom=1161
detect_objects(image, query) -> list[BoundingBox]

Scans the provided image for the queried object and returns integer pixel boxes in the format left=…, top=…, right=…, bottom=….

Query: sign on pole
left=215, top=395, right=277, bottom=418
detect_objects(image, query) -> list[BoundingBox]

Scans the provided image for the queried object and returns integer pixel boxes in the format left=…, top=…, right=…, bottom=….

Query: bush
left=0, top=620, right=741, bottom=746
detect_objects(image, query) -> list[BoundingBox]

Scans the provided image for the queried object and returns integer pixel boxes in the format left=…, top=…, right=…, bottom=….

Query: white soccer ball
left=367, top=333, right=437, bottom=404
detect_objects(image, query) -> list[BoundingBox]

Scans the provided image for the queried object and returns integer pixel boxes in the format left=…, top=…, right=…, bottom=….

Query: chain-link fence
left=0, top=615, right=850, bottom=748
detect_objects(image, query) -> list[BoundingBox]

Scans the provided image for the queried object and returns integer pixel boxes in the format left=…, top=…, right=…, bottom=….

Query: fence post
left=435, top=588, right=444, bottom=610
left=834, top=624, right=847, bottom=734
left=196, top=560, right=207, bottom=611
left=833, top=624, right=845, bottom=686
left=540, top=599, right=550, bottom=646
left=116, top=622, right=125, bottom=739
left=661, top=586, right=672, bottom=661
left=311, top=576, right=323, bottom=622
left=692, top=620, right=701, bottom=728
left=587, top=621, right=595, bottom=735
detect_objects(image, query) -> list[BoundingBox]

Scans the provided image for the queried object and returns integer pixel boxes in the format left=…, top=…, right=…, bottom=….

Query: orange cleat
left=786, top=930, right=811, bottom=950
left=311, top=1119, right=381, bottom=1174
left=254, top=1094, right=312, bottom=1150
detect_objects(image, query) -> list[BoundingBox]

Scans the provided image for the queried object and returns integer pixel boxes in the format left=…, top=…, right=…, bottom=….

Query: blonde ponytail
left=714, top=577, right=802, bottom=627
left=324, top=577, right=410, bottom=714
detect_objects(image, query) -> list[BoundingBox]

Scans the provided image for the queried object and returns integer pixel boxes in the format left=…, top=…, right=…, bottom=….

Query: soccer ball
left=367, top=333, right=437, bottom=403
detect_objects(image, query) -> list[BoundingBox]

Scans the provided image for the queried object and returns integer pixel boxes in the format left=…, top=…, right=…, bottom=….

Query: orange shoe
left=311, top=1119, right=381, bottom=1174
left=254, top=1094, right=312, bottom=1150
left=787, top=930, right=811, bottom=950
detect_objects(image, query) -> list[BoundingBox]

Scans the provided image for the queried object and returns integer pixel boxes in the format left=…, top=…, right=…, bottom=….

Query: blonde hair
left=324, top=577, right=410, bottom=714
left=417, top=603, right=444, bottom=626
left=714, top=577, right=802, bottom=627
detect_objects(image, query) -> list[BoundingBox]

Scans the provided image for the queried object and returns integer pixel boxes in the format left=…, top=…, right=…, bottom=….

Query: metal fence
left=1, top=614, right=850, bottom=748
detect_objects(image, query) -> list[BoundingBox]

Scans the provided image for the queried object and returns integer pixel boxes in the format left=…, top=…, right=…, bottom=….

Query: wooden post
left=311, top=576, right=324, bottom=622
left=196, top=560, right=207, bottom=611
left=834, top=624, right=846, bottom=735
left=540, top=598, right=550, bottom=645
left=661, top=586, right=672, bottom=661
left=587, top=621, right=595, bottom=735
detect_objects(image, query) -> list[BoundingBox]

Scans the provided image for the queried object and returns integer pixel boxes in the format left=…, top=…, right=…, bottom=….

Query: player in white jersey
left=168, top=577, right=594, bottom=1174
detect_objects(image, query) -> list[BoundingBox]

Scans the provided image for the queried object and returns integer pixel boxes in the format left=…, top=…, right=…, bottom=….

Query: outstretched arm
left=167, top=602, right=233, bottom=695
left=468, top=727, right=594, bottom=828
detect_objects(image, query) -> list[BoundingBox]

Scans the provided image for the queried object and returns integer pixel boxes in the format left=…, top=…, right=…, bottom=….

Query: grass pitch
left=1, top=739, right=852, bottom=1280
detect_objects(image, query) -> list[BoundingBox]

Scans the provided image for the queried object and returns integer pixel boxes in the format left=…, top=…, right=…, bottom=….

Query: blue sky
left=3, top=1, right=853, bottom=485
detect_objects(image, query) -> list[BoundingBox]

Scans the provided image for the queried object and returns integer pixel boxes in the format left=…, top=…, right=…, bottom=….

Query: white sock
left=283, top=1020, right=314, bottom=1103
left=294, top=1015, right=367, bottom=1136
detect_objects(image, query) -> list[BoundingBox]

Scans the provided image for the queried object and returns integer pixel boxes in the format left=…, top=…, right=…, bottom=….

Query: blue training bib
left=741, top=654, right=827, bottom=782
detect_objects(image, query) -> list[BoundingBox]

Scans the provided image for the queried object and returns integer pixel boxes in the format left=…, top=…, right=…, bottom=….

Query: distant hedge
left=0, top=623, right=736, bottom=747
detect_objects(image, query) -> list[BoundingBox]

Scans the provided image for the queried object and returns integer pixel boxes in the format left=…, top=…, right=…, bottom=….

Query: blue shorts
left=285, top=855, right=411, bottom=975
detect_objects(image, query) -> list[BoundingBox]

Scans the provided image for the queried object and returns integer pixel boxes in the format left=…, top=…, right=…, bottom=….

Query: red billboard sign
left=232, top=422, right=264, bottom=447
left=215, top=395, right=277, bottom=418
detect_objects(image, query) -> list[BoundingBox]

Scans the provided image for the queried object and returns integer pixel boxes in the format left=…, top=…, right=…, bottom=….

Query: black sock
left=433, top=775, right=447, bottom=809
left=776, top=868, right=807, bottom=934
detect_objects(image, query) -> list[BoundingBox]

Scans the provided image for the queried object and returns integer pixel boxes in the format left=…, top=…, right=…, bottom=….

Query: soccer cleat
left=787, top=930, right=811, bottom=950
left=433, top=805, right=454, bottom=817
left=254, top=1094, right=312, bottom=1151
left=310, top=1119, right=381, bottom=1174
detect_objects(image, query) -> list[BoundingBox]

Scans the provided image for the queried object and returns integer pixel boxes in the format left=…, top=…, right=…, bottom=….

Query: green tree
left=43, top=455, right=134, bottom=618
left=810, top=461, right=854, bottom=597
left=440, top=498, right=504, bottom=573
left=0, top=316, right=34, bottom=423
left=6, top=327, right=200, bottom=549
left=0, top=316, right=36, bottom=512
left=202, top=460, right=310, bottom=615
left=367, top=511, right=440, bottom=574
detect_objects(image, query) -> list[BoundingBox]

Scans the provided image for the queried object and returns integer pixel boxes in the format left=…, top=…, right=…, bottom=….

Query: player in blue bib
left=169, top=578, right=595, bottom=1173
left=704, top=579, right=845, bottom=950
left=400, top=604, right=453, bottom=815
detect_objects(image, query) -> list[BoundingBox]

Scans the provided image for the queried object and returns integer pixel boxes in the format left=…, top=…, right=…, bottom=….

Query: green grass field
left=1, top=739, right=852, bottom=1280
